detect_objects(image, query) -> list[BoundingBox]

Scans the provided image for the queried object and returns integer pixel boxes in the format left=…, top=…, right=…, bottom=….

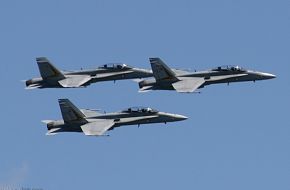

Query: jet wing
left=81, top=119, right=115, bottom=136
left=172, top=77, right=205, bottom=93
left=94, top=70, right=134, bottom=79
left=58, top=75, right=92, bottom=88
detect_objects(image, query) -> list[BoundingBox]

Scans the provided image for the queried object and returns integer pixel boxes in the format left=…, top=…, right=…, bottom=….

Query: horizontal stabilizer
left=46, top=128, right=61, bottom=135
left=81, top=119, right=115, bottom=136
left=58, top=75, right=91, bottom=88
left=138, top=86, right=153, bottom=93
left=41, top=120, right=54, bottom=124
left=25, top=84, right=42, bottom=90
left=172, top=77, right=205, bottom=93
left=132, top=79, right=143, bottom=83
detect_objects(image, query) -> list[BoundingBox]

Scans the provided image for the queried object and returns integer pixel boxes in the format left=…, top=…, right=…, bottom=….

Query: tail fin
left=58, top=99, right=86, bottom=124
left=36, top=57, right=65, bottom=79
left=149, top=58, right=176, bottom=81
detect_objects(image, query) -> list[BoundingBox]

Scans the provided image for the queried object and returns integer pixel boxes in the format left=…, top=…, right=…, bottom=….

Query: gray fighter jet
left=138, top=58, right=276, bottom=93
left=42, top=99, right=188, bottom=136
left=25, top=57, right=153, bottom=89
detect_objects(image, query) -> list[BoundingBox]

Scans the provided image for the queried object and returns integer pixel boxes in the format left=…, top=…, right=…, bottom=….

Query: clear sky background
left=0, top=0, right=289, bottom=189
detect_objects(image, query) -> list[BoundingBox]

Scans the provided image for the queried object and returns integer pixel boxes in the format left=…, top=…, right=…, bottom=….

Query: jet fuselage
left=25, top=57, right=153, bottom=89
left=139, top=67, right=276, bottom=91
left=46, top=109, right=187, bottom=134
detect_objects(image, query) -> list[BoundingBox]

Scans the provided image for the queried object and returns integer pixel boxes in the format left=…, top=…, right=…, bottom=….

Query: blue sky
left=0, top=0, right=289, bottom=189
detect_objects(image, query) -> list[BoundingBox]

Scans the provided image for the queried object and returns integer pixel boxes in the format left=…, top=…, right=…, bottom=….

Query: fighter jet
left=42, top=99, right=188, bottom=136
left=25, top=57, right=153, bottom=89
left=138, top=58, right=276, bottom=93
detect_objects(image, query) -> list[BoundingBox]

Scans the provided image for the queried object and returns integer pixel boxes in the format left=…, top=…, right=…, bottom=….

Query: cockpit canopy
left=212, top=65, right=246, bottom=72
left=122, top=107, right=158, bottom=113
left=98, top=63, right=132, bottom=70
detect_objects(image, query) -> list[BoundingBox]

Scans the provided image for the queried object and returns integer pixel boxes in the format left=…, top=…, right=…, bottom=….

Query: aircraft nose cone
left=174, top=114, right=188, bottom=121
left=260, top=72, right=276, bottom=80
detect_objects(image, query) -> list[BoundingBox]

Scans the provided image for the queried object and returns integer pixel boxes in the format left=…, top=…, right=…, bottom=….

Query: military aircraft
left=138, top=58, right=276, bottom=93
left=25, top=57, right=153, bottom=89
left=42, top=99, right=188, bottom=136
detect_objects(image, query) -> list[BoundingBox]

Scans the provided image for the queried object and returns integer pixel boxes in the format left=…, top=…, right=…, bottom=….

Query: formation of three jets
left=26, top=57, right=275, bottom=136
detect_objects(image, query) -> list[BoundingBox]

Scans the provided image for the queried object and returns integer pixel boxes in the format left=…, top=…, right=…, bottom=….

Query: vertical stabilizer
left=58, top=99, right=86, bottom=124
left=149, top=58, right=176, bottom=81
left=36, top=57, right=65, bottom=79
